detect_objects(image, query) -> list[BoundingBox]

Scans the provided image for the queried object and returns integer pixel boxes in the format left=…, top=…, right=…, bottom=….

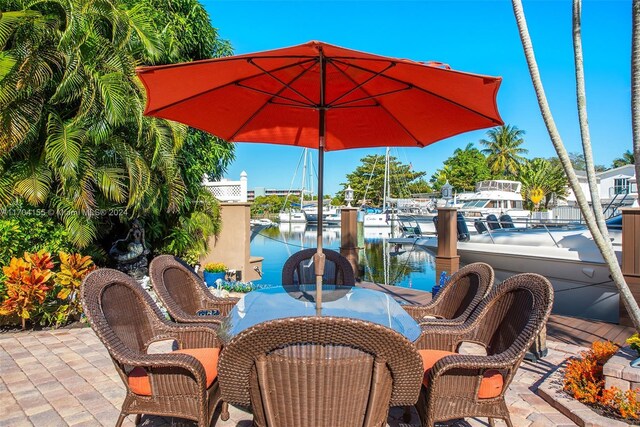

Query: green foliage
left=518, top=158, right=569, bottom=210
left=480, top=125, right=528, bottom=176
left=0, top=210, right=74, bottom=267
left=569, top=152, right=607, bottom=172
left=0, top=0, right=234, bottom=261
left=430, top=143, right=492, bottom=192
left=341, top=155, right=426, bottom=207
left=612, top=150, right=635, bottom=168
left=251, top=195, right=298, bottom=216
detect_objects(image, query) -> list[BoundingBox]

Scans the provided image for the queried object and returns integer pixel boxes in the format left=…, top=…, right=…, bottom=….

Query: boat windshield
left=461, top=199, right=489, bottom=208
left=606, top=215, right=622, bottom=231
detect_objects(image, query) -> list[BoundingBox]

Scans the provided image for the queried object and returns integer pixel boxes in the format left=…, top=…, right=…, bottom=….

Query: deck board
left=358, top=281, right=636, bottom=347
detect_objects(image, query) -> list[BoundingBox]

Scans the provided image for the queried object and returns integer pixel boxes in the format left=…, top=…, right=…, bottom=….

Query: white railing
left=203, top=171, right=247, bottom=203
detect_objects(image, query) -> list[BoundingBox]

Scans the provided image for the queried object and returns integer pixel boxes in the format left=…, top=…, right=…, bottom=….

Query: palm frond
left=45, top=112, right=85, bottom=180
left=13, top=158, right=52, bottom=205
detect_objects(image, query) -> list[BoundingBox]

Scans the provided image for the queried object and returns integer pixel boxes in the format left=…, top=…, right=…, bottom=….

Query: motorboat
left=250, top=218, right=275, bottom=227
left=457, top=180, right=530, bottom=218
left=278, top=210, right=307, bottom=223
left=415, top=215, right=623, bottom=323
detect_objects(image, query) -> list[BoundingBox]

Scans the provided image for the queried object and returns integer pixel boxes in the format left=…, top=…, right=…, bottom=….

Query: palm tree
left=633, top=0, right=640, bottom=189
left=511, top=0, right=640, bottom=329
left=518, top=158, right=568, bottom=210
left=612, top=150, right=636, bottom=168
left=479, top=125, right=528, bottom=176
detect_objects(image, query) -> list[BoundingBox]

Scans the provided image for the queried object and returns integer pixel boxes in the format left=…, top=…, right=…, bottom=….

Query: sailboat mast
left=301, top=148, right=307, bottom=206
left=383, top=147, right=390, bottom=210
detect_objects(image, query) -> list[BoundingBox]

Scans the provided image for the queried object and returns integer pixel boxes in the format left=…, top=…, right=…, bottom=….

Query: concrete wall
left=200, top=203, right=263, bottom=282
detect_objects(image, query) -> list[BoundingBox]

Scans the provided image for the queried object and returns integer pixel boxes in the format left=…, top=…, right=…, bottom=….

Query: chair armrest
left=425, top=353, right=517, bottom=401
left=402, top=304, right=440, bottom=320
left=155, top=323, right=222, bottom=349
left=111, top=347, right=209, bottom=389
left=413, top=323, right=476, bottom=351
left=416, top=317, right=466, bottom=327
left=201, top=297, right=238, bottom=316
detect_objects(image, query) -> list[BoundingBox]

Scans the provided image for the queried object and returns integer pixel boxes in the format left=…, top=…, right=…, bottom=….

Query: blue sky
left=201, top=0, right=632, bottom=196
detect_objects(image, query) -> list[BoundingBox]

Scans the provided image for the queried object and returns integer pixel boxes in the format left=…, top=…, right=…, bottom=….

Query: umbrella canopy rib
left=326, top=61, right=397, bottom=106
left=228, top=61, right=319, bottom=142
left=330, top=58, right=502, bottom=125
left=247, top=58, right=318, bottom=106
left=143, top=58, right=318, bottom=115
left=331, top=62, right=424, bottom=146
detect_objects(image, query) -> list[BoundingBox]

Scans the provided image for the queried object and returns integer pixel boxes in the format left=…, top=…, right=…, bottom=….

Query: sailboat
left=278, top=149, right=309, bottom=224
left=363, top=147, right=399, bottom=228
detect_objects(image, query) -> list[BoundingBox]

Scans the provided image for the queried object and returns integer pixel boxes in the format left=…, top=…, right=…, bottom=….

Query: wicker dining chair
left=403, top=262, right=494, bottom=326
left=413, top=273, right=554, bottom=427
left=81, top=268, right=228, bottom=427
left=281, top=248, right=356, bottom=286
left=218, top=316, right=424, bottom=427
left=149, top=255, right=238, bottom=323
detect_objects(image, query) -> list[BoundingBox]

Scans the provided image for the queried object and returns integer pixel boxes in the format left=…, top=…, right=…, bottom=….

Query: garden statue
left=109, top=219, right=150, bottom=279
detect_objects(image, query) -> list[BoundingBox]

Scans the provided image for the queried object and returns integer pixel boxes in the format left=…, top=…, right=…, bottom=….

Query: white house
left=566, top=164, right=637, bottom=206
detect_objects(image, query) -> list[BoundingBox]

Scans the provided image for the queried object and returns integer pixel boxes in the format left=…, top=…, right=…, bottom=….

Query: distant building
left=247, top=188, right=302, bottom=202
left=565, top=164, right=637, bottom=206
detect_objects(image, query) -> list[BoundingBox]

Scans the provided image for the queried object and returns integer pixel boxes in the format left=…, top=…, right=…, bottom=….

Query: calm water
left=250, top=223, right=436, bottom=292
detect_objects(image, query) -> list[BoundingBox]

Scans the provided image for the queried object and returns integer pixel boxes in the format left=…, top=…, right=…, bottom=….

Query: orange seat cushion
left=418, top=349, right=504, bottom=399
left=128, top=347, right=220, bottom=396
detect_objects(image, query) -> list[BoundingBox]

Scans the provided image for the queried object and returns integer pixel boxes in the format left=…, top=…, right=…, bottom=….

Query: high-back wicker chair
left=281, top=248, right=356, bottom=286
left=218, top=316, right=423, bottom=427
left=413, top=273, right=554, bottom=427
left=403, top=262, right=494, bottom=326
left=149, top=255, right=238, bottom=323
left=81, top=268, right=227, bottom=427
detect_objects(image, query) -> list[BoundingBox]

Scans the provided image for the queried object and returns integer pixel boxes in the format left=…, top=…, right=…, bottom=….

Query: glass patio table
left=218, top=284, right=421, bottom=343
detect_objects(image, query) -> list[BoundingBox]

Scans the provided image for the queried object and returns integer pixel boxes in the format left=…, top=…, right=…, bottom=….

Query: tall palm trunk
left=573, top=0, right=610, bottom=241
left=511, top=0, right=640, bottom=330
left=633, top=0, right=640, bottom=183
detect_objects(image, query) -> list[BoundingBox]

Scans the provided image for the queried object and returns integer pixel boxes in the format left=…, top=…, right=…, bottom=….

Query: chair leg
left=115, top=413, right=127, bottom=427
left=221, top=402, right=230, bottom=421
left=489, top=418, right=497, bottom=427
left=134, top=414, right=141, bottom=425
left=503, top=416, right=514, bottom=427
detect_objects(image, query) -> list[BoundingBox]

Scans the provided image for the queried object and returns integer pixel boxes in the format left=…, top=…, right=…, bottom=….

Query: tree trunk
left=511, top=0, right=640, bottom=330
left=633, top=0, right=640, bottom=182
left=572, top=0, right=610, bottom=240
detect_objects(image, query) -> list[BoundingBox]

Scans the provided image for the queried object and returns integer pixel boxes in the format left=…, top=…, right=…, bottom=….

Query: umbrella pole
left=314, top=50, right=327, bottom=314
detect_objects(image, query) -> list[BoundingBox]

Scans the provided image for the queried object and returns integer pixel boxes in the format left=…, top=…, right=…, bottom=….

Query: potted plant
left=203, top=262, right=226, bottom=287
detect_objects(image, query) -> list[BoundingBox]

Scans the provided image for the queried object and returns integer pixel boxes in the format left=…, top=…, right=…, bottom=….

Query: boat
left=415, top=214, right=623, bottom=323
left=278, top=210, right=307, bottom=223
left=457, top=180, right=530, bottom=225
left=250, top=218, right=275, bottom=227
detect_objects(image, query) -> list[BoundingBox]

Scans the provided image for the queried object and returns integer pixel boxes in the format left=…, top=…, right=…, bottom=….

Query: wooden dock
left=358, top=281, right=636, bottom=347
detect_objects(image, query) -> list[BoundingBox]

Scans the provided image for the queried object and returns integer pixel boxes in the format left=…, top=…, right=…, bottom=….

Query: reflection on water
left=250, top=223, right=436, bottom=292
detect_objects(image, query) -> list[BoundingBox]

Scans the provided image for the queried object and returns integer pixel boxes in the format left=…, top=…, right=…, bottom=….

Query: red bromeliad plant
left=0, top=255, right=54, bottom=329
left=53, top=252, right=96, bottom=324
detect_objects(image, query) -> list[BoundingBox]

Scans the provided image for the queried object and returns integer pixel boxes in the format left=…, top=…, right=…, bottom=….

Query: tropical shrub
left=0, top=250, right=97, bottom=328
left=0, top=213, right=74, bottom=267
left=52, top=252, right=96, bottom=325
left=0, top=251, right=54, bottom=329
left=564, top=341, right=639, bottom=420
left=0, top=0, right=234, bottom=262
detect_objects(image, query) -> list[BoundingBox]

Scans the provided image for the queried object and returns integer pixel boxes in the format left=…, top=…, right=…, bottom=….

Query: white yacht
left=416, top=215, right=623, bottom=323
left=457, top=180, right=530, bottom=223
left=278, top=210, right=307, bottom=223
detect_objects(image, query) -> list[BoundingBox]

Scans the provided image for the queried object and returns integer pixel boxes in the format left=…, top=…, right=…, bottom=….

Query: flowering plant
left=626, top=333, right=640, bottom=356
left=203, top=262, right=226, bottom=273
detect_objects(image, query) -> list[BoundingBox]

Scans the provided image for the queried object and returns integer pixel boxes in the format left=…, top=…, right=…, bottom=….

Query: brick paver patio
left=0, top=327, right=581, bottom=426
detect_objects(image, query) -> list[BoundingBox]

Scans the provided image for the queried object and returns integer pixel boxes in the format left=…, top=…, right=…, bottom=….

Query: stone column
left=340, top=208, right=359, bottom=280
left=200, top=203, right=263, bottom=282
left=620, top=208, right=640, bottom=326
left=435, top=207, right=460, bottom=280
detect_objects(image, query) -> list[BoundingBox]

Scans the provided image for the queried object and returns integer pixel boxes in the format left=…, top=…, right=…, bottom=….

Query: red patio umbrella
left=137, top=40, right=503, bottom=308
